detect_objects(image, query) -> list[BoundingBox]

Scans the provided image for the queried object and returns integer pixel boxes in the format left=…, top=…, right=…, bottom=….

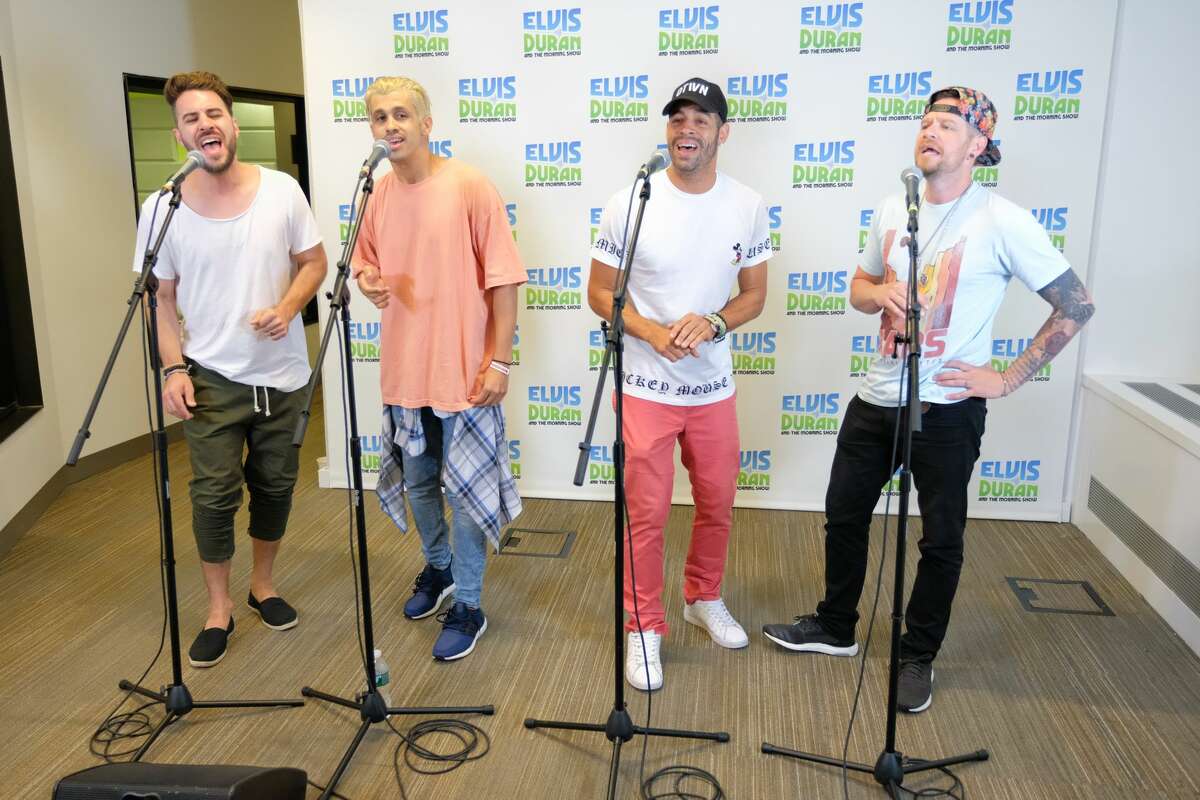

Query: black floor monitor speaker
left=52, top=762, right=306, bottom=800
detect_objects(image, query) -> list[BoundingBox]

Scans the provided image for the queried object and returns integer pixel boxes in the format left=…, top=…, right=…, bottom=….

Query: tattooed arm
left=998, top=268, right=1095, bottom=394
left=933, top=268, right=1095, bottom=400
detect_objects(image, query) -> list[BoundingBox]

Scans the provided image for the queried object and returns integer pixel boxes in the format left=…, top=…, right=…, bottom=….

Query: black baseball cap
left=662, top=77, right=727, bottom=122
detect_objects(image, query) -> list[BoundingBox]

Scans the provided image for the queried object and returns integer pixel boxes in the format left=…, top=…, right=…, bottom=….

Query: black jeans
left=815, top=394, right=986, bottom=662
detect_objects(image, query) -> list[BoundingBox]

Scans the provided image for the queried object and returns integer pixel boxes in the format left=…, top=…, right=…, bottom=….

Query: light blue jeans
left=390, top=405, right=488, bottom=609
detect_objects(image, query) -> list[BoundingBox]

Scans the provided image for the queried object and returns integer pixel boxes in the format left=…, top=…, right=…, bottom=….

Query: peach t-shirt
left=353, top=159, right=525, bottom=410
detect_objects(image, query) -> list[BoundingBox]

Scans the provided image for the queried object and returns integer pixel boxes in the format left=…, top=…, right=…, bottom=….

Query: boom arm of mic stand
left=68, top=188, right=183, bottom=466
left=293, top=175, right=374, bottom=448
left=574, top=176, right=652, bottom=486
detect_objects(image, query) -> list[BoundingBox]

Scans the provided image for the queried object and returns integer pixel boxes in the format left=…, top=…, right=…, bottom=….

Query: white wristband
left=489, top=360, right=510, bottom=375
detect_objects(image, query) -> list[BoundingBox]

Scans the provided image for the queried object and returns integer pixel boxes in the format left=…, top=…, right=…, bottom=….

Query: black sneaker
left=188, top=617, right=234, bottom=668
left=247, top=592, right=298, bottom=630
left=403, top=562, right=455, bottom=620
left=897, top=659, right=934, bottom=713
left=762, top=613, right=859, bottom=656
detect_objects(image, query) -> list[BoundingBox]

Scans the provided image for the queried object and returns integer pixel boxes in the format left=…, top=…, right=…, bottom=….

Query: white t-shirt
left=858, top=184, right=1069, bottom=406
left=132, top=166, right=323, bottom=392
left=591, top=170, right=770, bottom=407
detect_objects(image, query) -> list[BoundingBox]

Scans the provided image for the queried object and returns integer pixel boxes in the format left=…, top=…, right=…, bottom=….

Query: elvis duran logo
left=768, top=205, right=782, bottom=252
left=523, top=8, right=582, bottom=57
left=528, top=385, right=583, bottom=425
left=737, top=449, right=772, bottom=491
left=525, top=266, right=583, bottom=310
left=590, top=75, right=649, bottom=123
left=725, top=74, right=788, bottom=123
left=589, top=207, right=603, bottom=245
left=348, top=321, right=381, bottom=363
left=507, top=202, right=518, bottom=241
left=508, top=440, right=521, bottom=479
left=587, top=445, right=615, bottom=485
left=978, top=458, right=1041, bottom=501
left=511, top=325, right=521, bottom=367
left=781, top=392, right=840, bottom=435
left=1013, top=69, right=1084, bottom=120
left=849, top=334, right=879, bottom=377
left=459, top=76, right=517, bottom=123
left=991, top=338, right=1051, bottom=381
left=658, top=6, right=719, bottom=56
left=947, top=0, right=1013, bottom=51
left=393, top=10, right=449, bottom=58
left=359, top=434, right=384, bottom=474
left=866, top=71, right=933, bottom=122
left=858, top=208, right=872, bottom=253
left=1031, top=206, right=1068, bottom=252
left=787, top=271, right=848, bottom=316
left=331, top=77, right=376, bottom=123
left=730, top=331, right=776, bottom=375
left=525, top=141, right=582, bottom=187
left=588, top=329, right=610, bottom=371
left=793, top=140, right=855, bottom=189
left=798, top=3, right=863, bottom=54
left=973, top=138, right=999, bottom=186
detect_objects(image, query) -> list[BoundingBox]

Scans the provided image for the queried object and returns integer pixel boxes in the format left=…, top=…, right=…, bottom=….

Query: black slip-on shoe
left=247, top=592, right=298, bottom=631
left=188, top=617, right=234, bottom=668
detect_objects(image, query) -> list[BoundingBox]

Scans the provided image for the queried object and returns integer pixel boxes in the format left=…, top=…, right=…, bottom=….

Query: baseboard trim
left=0, top=423, right=185, bottom=561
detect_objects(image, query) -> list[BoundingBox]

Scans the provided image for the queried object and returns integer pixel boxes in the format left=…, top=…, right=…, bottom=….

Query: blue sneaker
left=403, top=562, right=455, bottom=620
left=432, top=602, right=487, bottom=661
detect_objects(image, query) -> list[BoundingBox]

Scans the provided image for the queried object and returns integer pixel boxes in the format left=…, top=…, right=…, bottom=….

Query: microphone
left=160, top=150, right=204, bottom=195
left=359, top=139, right=390, bottom=177
left=901, top=166, right=922, bottom=216
left=637, top=149, right=670, bottom=180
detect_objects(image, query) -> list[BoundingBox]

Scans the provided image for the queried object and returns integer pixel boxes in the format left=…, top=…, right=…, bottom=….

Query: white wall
left=0, top=0, right=303, bottom=532
left=1083, top=0, right=1200, bottom=379
left=0, top=0, right=61, bottom=532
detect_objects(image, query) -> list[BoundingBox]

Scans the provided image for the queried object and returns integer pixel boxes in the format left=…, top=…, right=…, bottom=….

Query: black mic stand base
left=525, top=707, right=729, bottom=800
left=761, top=741, right=988, bottom=797
left=117, top=679, right=303, bottom=761
left=301, top=685, right=494, bottom=800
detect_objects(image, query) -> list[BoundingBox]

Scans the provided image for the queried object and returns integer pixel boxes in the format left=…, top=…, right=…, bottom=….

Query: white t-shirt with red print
left=858, top=184, right=1069, bottom=407
left=591, top=170, right=771, bottom=407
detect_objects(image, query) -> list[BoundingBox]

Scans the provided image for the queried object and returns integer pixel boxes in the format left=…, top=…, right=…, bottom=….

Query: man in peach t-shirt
left=353, top=77, right=525, bottom=662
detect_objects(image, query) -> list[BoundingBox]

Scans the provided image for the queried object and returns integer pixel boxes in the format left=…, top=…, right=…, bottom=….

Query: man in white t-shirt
left=763, top=86, right=1095, bottom=713
left=132, top=71, right=326, bottom=668
left=589, top=77, right=770, bottom=692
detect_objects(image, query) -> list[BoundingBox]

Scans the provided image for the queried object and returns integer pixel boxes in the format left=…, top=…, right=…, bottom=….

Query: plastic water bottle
left=373, top=648, right=392, bottom=711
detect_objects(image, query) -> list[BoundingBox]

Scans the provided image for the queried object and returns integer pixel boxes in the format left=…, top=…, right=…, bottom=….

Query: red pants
left=621, top=393, right=740, bottom=635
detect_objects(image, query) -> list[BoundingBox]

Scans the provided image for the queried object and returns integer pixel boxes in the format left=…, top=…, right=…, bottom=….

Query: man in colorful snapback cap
left=764, top=86, right=1095, bottom=713
left=588, top=77, right=770, bottom=691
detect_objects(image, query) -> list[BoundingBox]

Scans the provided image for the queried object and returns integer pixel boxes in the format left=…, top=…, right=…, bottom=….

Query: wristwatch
left=703, top=312, right=727, bottom=343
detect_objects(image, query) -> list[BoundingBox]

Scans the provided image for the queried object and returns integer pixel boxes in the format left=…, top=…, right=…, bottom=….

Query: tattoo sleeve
left=1001, top=268, right=1095, bottom=395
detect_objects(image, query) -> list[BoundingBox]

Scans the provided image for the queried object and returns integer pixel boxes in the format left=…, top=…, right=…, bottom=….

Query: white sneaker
left=684, top=598, right=749, bottom=649
left=625, top=630, right=663, bottom=692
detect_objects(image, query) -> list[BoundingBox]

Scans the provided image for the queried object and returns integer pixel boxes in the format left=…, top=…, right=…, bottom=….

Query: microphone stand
left=523, top=172, right=729, bottom=800
left=68, top=185, right=302, bottom=762
left=294, top=171, right=493, bottom=800
left=761, top=191, right=988, bottom=796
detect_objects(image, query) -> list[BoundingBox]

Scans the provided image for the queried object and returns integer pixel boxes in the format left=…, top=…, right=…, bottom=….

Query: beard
left=670, top=132, right=719, bottom=174
left=199, top=137, right=237, bottom=175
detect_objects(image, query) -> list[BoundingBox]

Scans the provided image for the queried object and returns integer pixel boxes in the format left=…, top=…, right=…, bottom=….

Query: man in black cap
left=587, top=77, right=771, bottom=692
left=763, top=86, right=1095, bottom=713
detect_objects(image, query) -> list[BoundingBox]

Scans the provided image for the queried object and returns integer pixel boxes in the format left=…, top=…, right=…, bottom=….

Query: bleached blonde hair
left=364, top=76, right=431, bottom=119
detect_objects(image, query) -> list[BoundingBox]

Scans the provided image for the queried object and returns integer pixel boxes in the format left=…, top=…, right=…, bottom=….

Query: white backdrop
left=298, top=0, right=1117, bottom=522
